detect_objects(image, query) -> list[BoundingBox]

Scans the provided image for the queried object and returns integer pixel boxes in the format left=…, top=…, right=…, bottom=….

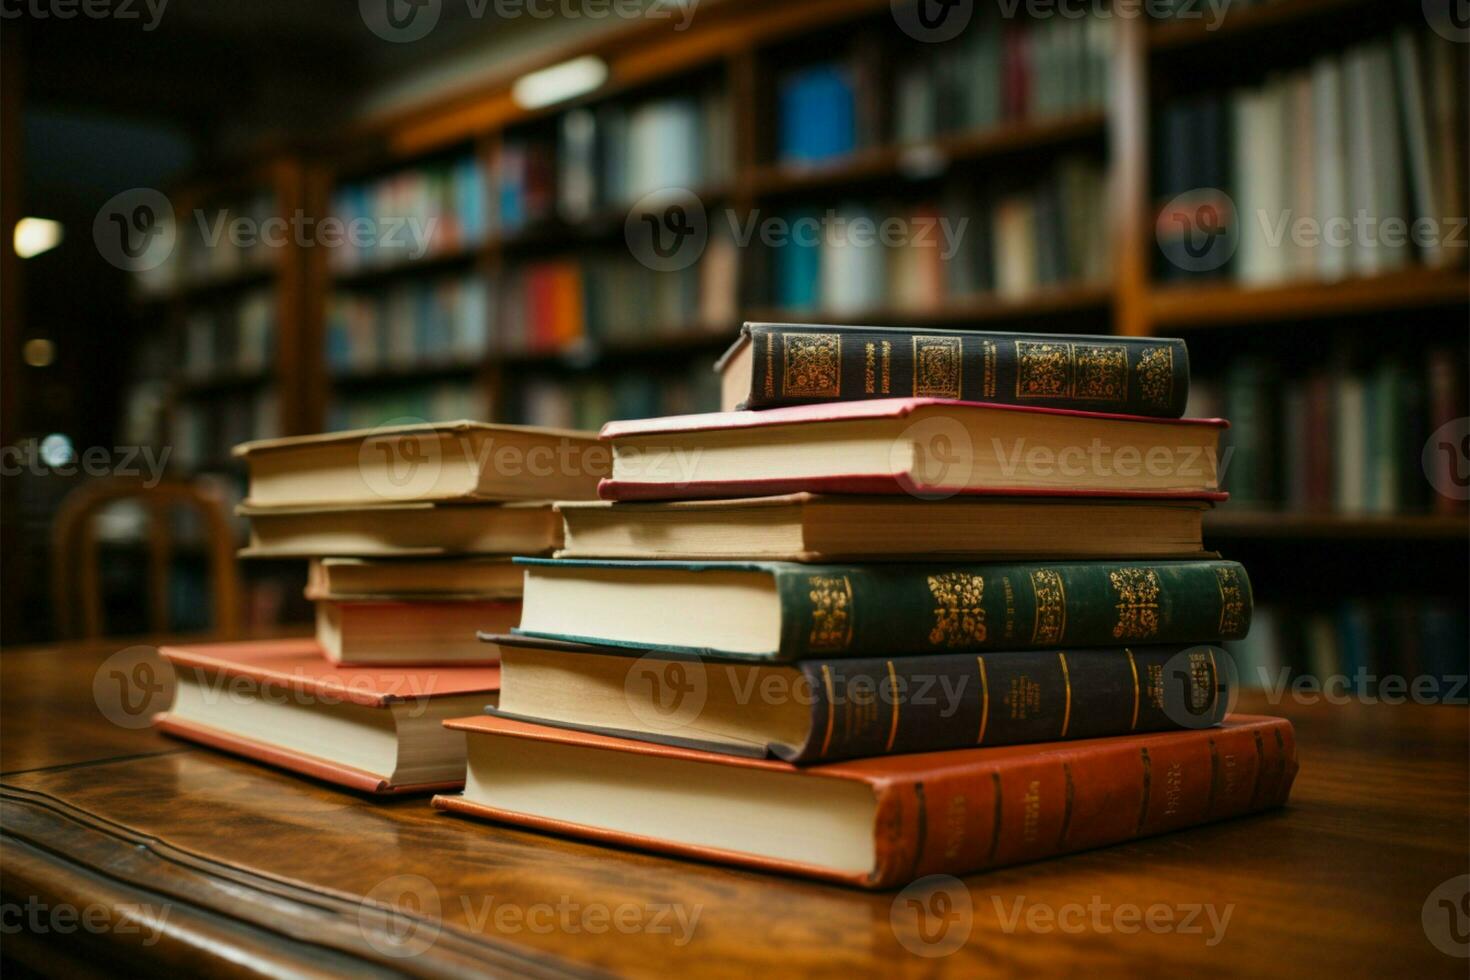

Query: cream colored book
left=239, top=501, right=561, bottom=558
left=315, top=599, right=520, bottom=665
left=306, top=558, right=523, bottom=600
left=234, top=420, right=607, bottom=508
left=556, top=493, right=1211, bottom=561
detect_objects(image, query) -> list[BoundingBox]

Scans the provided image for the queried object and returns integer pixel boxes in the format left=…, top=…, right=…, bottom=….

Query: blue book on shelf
left=778, top=63, right=857, bottom=163
left=773, top=208, right=822, bottom=311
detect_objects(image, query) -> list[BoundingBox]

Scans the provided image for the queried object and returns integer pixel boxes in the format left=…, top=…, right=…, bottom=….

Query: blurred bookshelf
left=129, top=0, right=1466, bottom=674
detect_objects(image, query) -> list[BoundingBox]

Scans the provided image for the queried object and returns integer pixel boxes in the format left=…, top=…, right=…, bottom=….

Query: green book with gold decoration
left=512, top=557, right=1251, bottom=662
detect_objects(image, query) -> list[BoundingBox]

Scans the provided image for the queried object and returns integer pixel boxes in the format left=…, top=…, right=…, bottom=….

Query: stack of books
left=434, top=323, right=1299, bottom=888
left=152, top=419, right=606, bottom=794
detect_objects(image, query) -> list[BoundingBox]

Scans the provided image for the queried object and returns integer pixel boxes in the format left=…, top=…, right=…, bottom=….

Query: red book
left=434, top=714, right=1297, bottom=889
left=155, top=639, right=499, bottom=795
left=598, top=397, right=1229, bottom=502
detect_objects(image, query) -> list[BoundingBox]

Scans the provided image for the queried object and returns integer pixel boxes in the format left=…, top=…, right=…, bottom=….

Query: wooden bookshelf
left=1148, top=266, right=1470, bottom=329
left=142, top=0, right=1467, bottom=539
left=743, top=111, right=1108, bottom=197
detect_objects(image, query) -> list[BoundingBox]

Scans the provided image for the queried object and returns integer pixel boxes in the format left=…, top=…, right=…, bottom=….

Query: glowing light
left=14, top=217, right=63, bottom=259
left=512, top=56, right=608, bottom=110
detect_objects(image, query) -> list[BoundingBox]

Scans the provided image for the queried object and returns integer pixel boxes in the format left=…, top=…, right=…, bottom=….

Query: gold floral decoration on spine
left=1109, top=567, right=1162, bottom=641
left=1030, top=569, right=1067, bottom=644
left=1072, top=344, right=1128, bottom=402
left=912, top=336, right=963, bottom=399
left=806, top=575, right=853, bottom=652
left=1015, top=341, right=1071, bottom=399
left=1214, top=565, right=1246, bottom=637
left=781, top=333, right=841, bottom=398
left=927, top=572, right=987, bottom=648
left=1136, top=346, right=1174, bottom=410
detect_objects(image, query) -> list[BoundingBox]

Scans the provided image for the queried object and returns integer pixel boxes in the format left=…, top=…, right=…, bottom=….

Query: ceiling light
left=512, top=56, right=608, bottom=111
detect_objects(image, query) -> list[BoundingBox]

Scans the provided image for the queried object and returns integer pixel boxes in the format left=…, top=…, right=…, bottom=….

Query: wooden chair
left=51, top=476, right=240, bottom=640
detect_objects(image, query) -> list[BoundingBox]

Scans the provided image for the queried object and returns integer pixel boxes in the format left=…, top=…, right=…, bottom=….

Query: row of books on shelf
left=1230, top=600, right=1468, bottom=700
left=329, top=155, right=488, bottom=273
left=325, top=382, right=490, bottom=434
left=1155, top=24, right=1465, bottom=283
left=553, top=87, right=733, bottom=222
left=764, top=156, right=1109, bottom=311
left=326, top=277, right=489, bottom=376
left=779, top=10, right=1110, bottom=163
left=183, top=288, right=276, bottom=380
left=497, top=244, right=735, bottom=354
left=1192, top=347, right=1467, bottom=514
left=171, top=390, right=280, bottom=473
left=135, top=192, right=279, bottom=295
left=509, top=363, right=720, bottom=431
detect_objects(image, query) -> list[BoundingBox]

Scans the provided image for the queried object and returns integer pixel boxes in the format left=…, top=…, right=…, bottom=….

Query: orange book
left=155, top=639, right=499, bottom=795
left=434, top=714, right=1297, bottom=888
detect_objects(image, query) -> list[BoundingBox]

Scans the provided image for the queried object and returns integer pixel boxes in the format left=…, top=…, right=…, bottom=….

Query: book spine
left=740, top=325, right=1190, bottom=417
left=785, top=645, right=1230, bottom=763
left=868, top=718, right=1297, bottom=888
left=772, top=559, right=1251, bottom=661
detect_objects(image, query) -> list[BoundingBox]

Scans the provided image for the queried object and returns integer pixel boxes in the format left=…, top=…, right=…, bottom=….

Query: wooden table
left=3, top=638, right=1467, bottom=978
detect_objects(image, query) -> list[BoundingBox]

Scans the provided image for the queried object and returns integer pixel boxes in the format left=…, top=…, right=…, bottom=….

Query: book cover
left=514, top=556, right=1252, bottom=661
left=434, top=714, right=1297, bottom=889
left=717, top=324, right=1190, bottom=417
left=487, top=633, right=1233, bottom=763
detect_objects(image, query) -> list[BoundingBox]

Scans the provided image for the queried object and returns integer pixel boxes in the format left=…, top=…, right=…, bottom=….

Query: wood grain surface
left=2, top=637, right=1466, bottom=977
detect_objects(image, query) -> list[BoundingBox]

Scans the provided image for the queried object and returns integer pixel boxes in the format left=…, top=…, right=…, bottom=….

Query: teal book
left=513, top=557, right=1252, bottom=662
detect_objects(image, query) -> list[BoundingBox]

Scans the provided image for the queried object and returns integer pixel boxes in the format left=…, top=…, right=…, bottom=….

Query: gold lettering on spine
left=926, top=573, right=987, bottom=647
left=819, top=665, right=836, bottom=757
left=806, top=575, right=853, bottom=652
left=1029, top=568, right=1066, bottom=644
left=885, top=661, right=900, bottom=752
left=781, top=332, right=841, bottom=398
left=880, top=341, right=892, bottom=393
left=1058, top=652, right=1072, bottom=738
left=981, top=339, right=997, bottom=399
left=1214, top=565, right=1246, bottom=636
left=763, top=332, right=775, bottom=399
left=864, top=343, right=876, bottom=394
left=976, top=656, right=990, bottom=744
left=1109, top=567, right=1162, bottom=641
left=1126, top=648, right=1140, bottom=730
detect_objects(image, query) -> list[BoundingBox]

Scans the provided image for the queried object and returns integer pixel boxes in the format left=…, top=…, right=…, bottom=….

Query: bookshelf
left=124, top=154, right=316, bottom=632
left=134, top=0, right=1466, bottom=679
